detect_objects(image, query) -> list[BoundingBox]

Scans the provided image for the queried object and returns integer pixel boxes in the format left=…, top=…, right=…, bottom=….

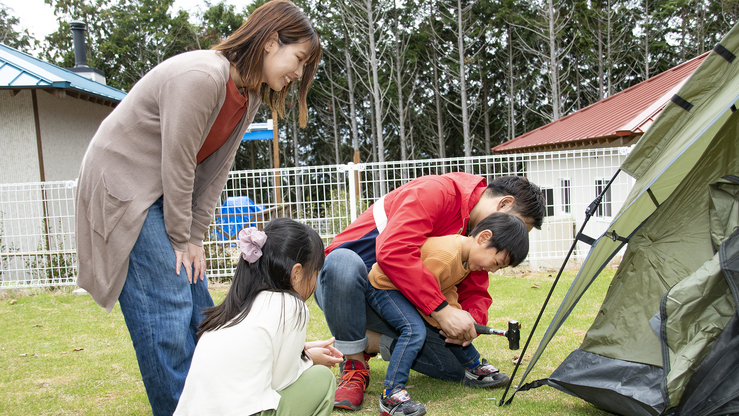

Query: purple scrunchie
left=236, top=227, right=267, bottom=264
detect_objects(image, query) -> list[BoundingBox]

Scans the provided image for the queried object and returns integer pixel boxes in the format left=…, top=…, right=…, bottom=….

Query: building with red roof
left=492, top=53, right=707, bottom=154
left=497, top=55, right=707, bottom=268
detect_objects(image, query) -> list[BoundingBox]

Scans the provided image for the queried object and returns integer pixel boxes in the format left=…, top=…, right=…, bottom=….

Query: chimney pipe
left=67, top=20, right=107, bottom=84
left=70, top=21, right=88, bottom=68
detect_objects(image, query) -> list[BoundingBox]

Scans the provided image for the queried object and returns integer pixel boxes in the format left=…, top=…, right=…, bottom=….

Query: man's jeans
left=315, top=248, right=466, bottom=382
left=118, top=198, right=214, bottom=416
left=366, top=286, right=427, bottom=388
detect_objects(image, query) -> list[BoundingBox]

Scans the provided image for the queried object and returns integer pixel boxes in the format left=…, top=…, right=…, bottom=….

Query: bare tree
left=512, top=0, right=575, bottom=121
left=427, top=0, right=485, bottom=158
left=337, top=0, right=391, bottom=193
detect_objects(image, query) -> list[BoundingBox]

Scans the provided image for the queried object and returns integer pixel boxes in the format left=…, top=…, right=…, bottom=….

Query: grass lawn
left=1, top=268, right=615, bottom=415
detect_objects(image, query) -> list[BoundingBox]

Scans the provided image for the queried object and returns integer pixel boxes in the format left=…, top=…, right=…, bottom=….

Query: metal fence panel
left=0, top=180, right=77, bottom=288
left=0, top=149, right=630, bottom=288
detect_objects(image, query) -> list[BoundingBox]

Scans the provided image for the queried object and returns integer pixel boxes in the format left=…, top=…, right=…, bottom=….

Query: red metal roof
left=492, top=53, right=708, bottom=154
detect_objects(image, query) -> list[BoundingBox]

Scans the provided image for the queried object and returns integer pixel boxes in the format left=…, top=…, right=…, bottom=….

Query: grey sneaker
left=462, top=358, right=510, bottom=388
left=379, top=386, right=426, bottom=416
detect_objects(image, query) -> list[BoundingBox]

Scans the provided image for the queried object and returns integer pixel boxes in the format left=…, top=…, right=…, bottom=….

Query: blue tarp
left=213, top=196, right=265, bottom=242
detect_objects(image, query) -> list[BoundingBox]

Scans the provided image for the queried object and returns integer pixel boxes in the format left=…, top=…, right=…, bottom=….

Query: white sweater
left=174, top=291, right=313, bottom=415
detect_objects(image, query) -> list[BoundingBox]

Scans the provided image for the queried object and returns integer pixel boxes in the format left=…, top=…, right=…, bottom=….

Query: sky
left=5, top=0, right=243, bottom=41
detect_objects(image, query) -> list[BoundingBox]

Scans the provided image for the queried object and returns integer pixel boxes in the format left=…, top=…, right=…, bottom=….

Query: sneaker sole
left=463, top=374, right=510, bottom=389
left=334, top=399, right=362, bottom=411
left=379, top=402, right=427, bottom=416
left=379, top=408, right=427, bottom=416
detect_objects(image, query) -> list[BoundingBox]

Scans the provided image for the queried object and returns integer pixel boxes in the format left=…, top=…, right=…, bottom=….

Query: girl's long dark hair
left=197, top=218, right=324, bottom=338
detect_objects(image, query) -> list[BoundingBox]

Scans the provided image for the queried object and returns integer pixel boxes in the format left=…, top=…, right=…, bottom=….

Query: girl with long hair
left=175, top=218, right=341, bottom=415
left=75, top=1, right=321, bottom=414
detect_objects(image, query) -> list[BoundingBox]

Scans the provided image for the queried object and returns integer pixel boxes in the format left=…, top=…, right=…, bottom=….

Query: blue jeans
left=449, top=343, right=482, bottom=369
left=315, top=248, right=465, bottom=382
left=118, top=198, right=214, bottom=416
left=366, top=286, right=427, bottom=388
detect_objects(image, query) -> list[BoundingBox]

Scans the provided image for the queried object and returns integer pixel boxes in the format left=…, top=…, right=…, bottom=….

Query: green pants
left=257, top=365, right=336, bottom=416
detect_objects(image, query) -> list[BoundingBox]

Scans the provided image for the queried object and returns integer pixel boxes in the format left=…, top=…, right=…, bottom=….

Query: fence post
left=346, top=162, right=358, bottom=223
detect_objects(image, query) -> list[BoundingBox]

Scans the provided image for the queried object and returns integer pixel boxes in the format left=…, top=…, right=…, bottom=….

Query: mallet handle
left=474, top=323, right=506, bottom=336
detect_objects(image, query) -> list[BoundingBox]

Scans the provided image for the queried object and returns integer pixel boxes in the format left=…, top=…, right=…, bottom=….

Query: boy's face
left=467, top=231, right=511, bottom=273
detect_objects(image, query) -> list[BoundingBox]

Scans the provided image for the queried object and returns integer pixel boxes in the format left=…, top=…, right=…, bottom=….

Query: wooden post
left=353, top=150, right=361, bottom=198
left=272, top=110, right=282, bottom=204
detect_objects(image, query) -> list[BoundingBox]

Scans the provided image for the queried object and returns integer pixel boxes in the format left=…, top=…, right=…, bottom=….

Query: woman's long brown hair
left=213, top=0, right=321, bottom=128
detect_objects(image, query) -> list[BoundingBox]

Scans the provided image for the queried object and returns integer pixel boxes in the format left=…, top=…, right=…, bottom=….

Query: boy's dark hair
left=197, top=217, right=325, bottom=338
left=470, top=212, right=529, bottom=267
left=486, top=175, right=546, bottom=230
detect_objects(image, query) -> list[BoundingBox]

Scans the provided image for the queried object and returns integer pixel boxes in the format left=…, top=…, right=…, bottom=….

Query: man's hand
left=431, top=305, right=477, bottom=345
left=174, top=243, right=207, bottom=284
left=305, top=337, right=344, bottom=368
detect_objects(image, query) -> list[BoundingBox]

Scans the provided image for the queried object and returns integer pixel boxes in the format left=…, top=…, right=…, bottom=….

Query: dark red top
left=197, top=76, right=248, bottom=164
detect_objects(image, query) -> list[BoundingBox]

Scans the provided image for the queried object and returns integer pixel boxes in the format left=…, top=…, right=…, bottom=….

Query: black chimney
left=70, top=21, right=88, bottom=68
left=67, top=21, right=106, bottom=84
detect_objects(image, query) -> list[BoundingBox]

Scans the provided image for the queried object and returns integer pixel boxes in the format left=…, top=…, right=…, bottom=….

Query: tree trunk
left=480, top=59, right=490, bottom=155
left=327, top=60, right=341, bottom=165
left=344, top=29, right=360, bottom=160
left=393, top=11, right=407, bottom=162
left=547, top=0, right=560, bottom=120
left=291, top=109, right=304, bottom=214
left=432, top=48, right=445, bottom=157
left=508, top=25, right=515, bottom=141
left=457, top=0, right=471, bottom=157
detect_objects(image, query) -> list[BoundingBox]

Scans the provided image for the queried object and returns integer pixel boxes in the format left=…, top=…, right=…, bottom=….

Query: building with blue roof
left=0, top=40, right=126, bottom=183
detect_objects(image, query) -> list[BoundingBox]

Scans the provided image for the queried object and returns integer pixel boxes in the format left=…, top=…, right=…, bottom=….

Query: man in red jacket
left=313, top=173, right=545, bottom=411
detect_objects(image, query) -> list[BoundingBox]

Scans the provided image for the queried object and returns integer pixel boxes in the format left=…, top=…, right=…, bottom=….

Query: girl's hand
left=305, top=337, right=343, bottom=368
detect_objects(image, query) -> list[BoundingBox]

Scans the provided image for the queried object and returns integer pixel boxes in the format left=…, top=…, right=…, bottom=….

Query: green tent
left=505, top=23, right=739, bottom=416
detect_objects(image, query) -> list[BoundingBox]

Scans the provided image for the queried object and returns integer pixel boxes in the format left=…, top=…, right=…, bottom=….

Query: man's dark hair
left=486, top=175, right=546, bottom=230
left=470, top=212, right=529, bottom=267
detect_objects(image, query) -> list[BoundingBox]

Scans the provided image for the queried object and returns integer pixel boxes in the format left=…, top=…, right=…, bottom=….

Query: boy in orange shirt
left=366, top=212, right=529, bottom=416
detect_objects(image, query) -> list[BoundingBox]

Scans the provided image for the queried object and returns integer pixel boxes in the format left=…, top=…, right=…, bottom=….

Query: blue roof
left=0, top=43, right=126, bottom=103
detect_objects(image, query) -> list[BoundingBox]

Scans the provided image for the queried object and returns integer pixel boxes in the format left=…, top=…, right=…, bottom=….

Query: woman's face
left=261, top=37, right=313, bottom=92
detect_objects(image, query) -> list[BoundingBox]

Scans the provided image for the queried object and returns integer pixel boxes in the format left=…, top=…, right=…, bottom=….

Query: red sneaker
left=334, top=359, right=370, bottom=411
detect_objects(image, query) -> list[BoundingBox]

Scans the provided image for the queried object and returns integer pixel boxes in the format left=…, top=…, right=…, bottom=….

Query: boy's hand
left=305, top=337, right=344, bottom=368
left=431, top=305, right=477, bottom=343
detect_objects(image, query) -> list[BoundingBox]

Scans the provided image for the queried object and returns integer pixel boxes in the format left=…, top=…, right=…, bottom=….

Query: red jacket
left=326, top=172, right=492, bottom=324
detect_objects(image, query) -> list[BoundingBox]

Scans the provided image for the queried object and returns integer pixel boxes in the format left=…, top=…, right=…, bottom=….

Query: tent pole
left=499, top=169, right=622, bottom=406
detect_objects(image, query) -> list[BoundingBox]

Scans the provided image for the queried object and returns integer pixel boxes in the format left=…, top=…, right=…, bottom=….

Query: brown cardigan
left=369, top=234, right=471, bottom=328
left=75, top=50, right=261, bottom=311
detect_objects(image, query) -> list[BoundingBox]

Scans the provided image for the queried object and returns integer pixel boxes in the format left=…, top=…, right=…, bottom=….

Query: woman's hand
left=174, top=243, right=207, bottom=284
left=305, top=337, right=343, bottom=368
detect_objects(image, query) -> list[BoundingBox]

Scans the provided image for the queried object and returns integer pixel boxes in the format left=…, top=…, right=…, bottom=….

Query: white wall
left=0, top=89, right=114, bottom=184
left=0, top=91, right=41, bottom=183
left=37, top=91, right=112, bottom=181
left=526, top=148, right=634, bottom=269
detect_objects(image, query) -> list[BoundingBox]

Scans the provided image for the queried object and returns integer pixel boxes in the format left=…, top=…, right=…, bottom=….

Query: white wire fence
left=0, top=148, right=631, bottom=289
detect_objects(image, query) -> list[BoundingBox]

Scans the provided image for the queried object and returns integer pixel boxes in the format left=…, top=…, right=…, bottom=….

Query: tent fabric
left=662, top=228, right=739, bottom=413
left=547, top=349, right=665, bottom=416
left=510, top=22, right=739, bottom=416
left=661, top=180, right=739, bottom=405
left=674, top=313, right=739, bottom=416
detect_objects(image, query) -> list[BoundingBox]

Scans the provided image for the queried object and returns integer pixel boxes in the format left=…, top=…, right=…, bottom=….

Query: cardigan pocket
left=86, top=174, right=133, bottom=242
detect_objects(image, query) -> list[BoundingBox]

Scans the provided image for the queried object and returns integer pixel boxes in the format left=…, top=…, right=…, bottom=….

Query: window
left=595, top=179, right=612, bottom=217
left=560, top=178, right=571, bottom=214
left=542, top=187, right=555, bottom=217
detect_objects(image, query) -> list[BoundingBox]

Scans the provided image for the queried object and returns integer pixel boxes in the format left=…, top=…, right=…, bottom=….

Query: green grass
left=1, top=268, right=615, bottom=415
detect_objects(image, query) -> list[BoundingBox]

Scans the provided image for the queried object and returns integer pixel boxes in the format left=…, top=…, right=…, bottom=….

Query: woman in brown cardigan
left=74, top=1, right=321, bottom=414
